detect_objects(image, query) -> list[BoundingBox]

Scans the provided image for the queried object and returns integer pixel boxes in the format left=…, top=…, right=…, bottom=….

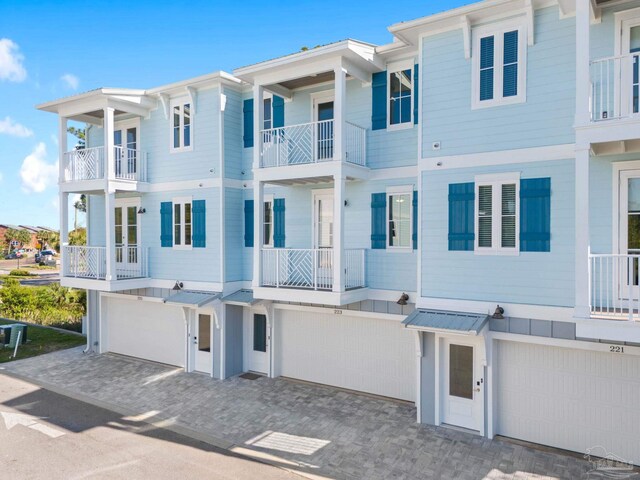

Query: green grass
left=0, top=319, right=86, bottom=363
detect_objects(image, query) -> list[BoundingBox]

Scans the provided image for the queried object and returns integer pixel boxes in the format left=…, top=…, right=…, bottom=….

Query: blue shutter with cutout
left=448, top=183, right=474, bottom=251
left=244, top=200, right=254, bottom=247
left=160, top=202, right=173, bottom=247
left=371, top=193, right=387, bottom=249
left=274, top=198, right=285, bottom=248
left=192, top=200, right=206, bottom=248
left=272, top=95, right=284, bottom=128
left=412, top=190, right=418, bottom=249
left=520, top=178, right=551, bottom=252
left=243, top=99, right=254, bottom=148
left=413, top=65, right=419, bottom=125
left=371, top=71, right=387, bottom=130
left=480, top=36, right=494, bottom=101
left=503, top=30, right=518, bottom=98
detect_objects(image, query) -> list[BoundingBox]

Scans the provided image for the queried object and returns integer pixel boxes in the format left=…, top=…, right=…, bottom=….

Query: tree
left=69, top=227, right=86, bottom=246
left=5, top=228, right=31, bottom=250
left=67, top=126, right=85, bottom=150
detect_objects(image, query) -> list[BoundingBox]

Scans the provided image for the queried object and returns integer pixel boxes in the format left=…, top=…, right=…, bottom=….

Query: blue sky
left=0, top=0, right=467, bottom=229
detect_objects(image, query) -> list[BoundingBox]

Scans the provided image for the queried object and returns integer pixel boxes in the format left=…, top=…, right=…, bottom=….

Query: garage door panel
left=104, top=297, right=184, bottom=367
left=277, top=310, right=415, bottom=401
left=498, top=341, right=640, bottom=464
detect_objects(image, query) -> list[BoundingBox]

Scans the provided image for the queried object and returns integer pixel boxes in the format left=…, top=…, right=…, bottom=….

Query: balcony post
left=575, top=146, right=590, bottom=318
left=576, top=0, right=590, bottom=125
left=333, top=173, right=346, bottom=292
left=105, top=192, right=116, bottom=281
left=103, top=107, right=115, bottom=184
left=253, top=84, right=264, bottom=169
left=59, top=192, right=69, bottom=275
left=334, top=65, right=347, bottom=162
left=58, top=116, right=67, bottom=184
left=253, top=180, right=264, bottom=288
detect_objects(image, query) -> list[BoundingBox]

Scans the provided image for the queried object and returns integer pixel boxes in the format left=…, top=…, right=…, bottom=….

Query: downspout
left=183, top=306, right=190, bottom=372
left=83, top=291, right=92, bottom=354
left=219, top=85, right=226, bottom=292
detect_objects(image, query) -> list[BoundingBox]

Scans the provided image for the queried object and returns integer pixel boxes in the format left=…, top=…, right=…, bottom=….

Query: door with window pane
left=114, top=126, right=137, bottom=179
left=619, top=172, right=640, bottom=299
left=114, top=202, right=140, bottom=278
left=315, top=101, right=334, bottom=161
left=314, top=192, right=334, bottom=286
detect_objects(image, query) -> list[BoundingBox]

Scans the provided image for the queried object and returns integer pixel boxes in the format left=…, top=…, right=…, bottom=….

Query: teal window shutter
left=413, top=65, right=419, bottom=125
left=272, top=95, right=284, bottom=128
left=448, top=183, right=474, bottom=251
left=244, top=200, right=254, bottom=247
left=412, top=190, right=418, bottom=249
left=371, top=71, right=387, bottom=130
left=520, top=178, right=551, bottom=252
left=371, top=193, right=386, bottom=249
left=503, top=30, right=518, bottom=97
left=274, top=198, right=285, bottom=248
left=160, top=201, right=173, bottom=247
left=479, top=36, right=494, bottom=101
left=243, top=99, right=254, bottom=148
left=192, top=200, right=206, bottom=248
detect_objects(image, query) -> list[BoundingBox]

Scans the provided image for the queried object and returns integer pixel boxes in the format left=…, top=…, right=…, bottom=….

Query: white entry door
left=313, top=190, right=333, bottom=288
left=114, top=200, right=140, bottom=278
left=244, top=311, right=269, bottom=374
left=194, top=313, right=212, bottom=374
left=114, top=124, right=138, bottom=179
left=618, top=170, right=640, bottom=300
left=442, top=339, right=484, bottom=432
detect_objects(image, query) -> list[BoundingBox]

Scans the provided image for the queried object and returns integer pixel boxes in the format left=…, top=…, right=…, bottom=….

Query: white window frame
left=387, top=59, right=414, bottom=130
left=170, top=97, right=193, bottom=153
left=263, top=94, right=274, bottom=131
left=172, top=196, right=193, bottom=250
left=386, top=184, right=413, bottom=250
left=471, top=19, right=527, bottom=109
left=263, top=193, right=274, bottom=247
left=474, top=173, right=520, bottom=255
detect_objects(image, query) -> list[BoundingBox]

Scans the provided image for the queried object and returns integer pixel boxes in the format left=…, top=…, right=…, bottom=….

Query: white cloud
left=0, top=116, right=33, bottom=138
left=20, top=142, right=58, bottom=193
left=60, top=73, right=79, bottom=90
left=0, top=38, right=26, bottom=82
left=51, top=196, right=59, bottom=210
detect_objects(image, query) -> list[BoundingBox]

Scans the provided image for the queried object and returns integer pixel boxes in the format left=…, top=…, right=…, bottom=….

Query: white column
left=575, top=0, right=591, bottom=126
left=58, top=117, right=67, bottom=184
left=105, top=192, right=116, bottom=281
left=575, top=146, right=591, bottom=318
left=103, top=107, right=115, bottom=184
left=334, top=66, right=347, bottom=162
left=59, top=192, right=69, bottom=275
left=252, top=181, right=264, bottom=288
left=333, top=173, right=345, bottom=292
left=252, top=84, right=264, bottom=170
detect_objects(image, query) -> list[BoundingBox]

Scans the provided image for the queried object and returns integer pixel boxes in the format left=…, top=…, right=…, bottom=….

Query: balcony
left=62, top=146, right=148, bottom=189
left=589, top=253, right=640, bottom=321
left=62, top=245, right=149, bottom=288
left=259, top=120, right=366, bottom=169
left=590, top=53, right=640, bottom=122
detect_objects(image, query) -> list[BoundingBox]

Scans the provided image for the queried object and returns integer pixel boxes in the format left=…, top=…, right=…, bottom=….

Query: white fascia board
left=36, top=88, right=144, bottom=113
left=147, top=71, right=242, bottom=96
left=253, top=287, right=370, bottom=306
left=490, top=331, right=640, bottom=356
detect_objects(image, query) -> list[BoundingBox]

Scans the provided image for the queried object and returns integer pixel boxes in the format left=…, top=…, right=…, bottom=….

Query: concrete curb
left=0, top=368, right=324, bottom=480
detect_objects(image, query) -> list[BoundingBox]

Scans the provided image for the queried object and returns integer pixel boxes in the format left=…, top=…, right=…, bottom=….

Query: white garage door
left=276, top=309, right=415, bottom=401
left=497, top=341, right=640, bottom=464
left=103, top=297, right=185, bottom=367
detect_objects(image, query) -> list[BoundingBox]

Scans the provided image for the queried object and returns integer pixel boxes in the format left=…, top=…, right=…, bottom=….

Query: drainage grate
left=239, top=372, right=262, bottom=380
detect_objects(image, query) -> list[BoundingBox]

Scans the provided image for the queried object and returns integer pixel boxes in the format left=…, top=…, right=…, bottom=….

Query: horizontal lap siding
left=421, top=6, right=575, bottom=157
left=88, top=195, right=106, bottom=246
left=224, top=88, right=243, bottom=180
left=421, top=160, right=575, bottom=306
left=225, top=187, right=243, bottom=282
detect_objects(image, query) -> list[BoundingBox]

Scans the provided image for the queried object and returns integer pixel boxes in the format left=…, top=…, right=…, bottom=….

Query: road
left=0, top=373, right=301, bottom=480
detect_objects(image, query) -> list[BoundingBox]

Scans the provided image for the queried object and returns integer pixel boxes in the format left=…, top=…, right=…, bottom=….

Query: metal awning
left=221, top=289, right=259, bottom=306
left=163, top=290, right=221, bottom=307
left=402, top=309, right=489, bottom=335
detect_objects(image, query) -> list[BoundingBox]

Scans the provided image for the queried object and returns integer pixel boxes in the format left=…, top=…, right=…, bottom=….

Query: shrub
left=9, top=269, right=33, bottom=277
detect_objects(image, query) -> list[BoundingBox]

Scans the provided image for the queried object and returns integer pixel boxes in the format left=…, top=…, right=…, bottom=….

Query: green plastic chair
left=5, top=325, right=24, bottom=349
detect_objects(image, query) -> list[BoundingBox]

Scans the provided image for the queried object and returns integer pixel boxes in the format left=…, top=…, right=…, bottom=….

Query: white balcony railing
left=589, top=253, right=640, bottom=321
left=590, top=53, right=640, bottom=122
left=63, top=245, right=149, bottom=280
left=261, top=248, right=365, bottom=291
left=62, top=146, right=148, bottom=183
left=259, top=120, right=366, bottom=168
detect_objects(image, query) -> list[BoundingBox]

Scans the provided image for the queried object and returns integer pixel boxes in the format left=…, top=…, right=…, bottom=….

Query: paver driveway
left=1, top=347, right=597, bottom=479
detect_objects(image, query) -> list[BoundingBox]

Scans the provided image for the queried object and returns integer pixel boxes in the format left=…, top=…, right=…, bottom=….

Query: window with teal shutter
left=192, top=200, right=206, bottom=248
left=479, top=36, right=494, bottom=101
left=273, top=198, right=285, bottom=248
left=503, top=30, right=518, bottom=98
left=371, top=193, right=386, bottom=249
left=371, top=71, right=387, bottom=130
left=244, top=200, right=254, bottom=247
left=413, top=65, right=419, bottom=125
left=160, top=202, right=173, bottom=247
left=272, top=95, right=284, bottom=128
left=412, top=190, right=418, bottom=249
left=520, top=178, right=551, bottom=252
left=448, top=183, right=475, bottom=251
left=243, top=99, right=253, bottom=148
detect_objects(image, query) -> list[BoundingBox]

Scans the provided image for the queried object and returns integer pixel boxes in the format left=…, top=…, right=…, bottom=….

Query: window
left=263, top=194, right=274, bottom=247
left=387, top=186, right=413, bottom=249
left=171, top=100, right=192, bottom=151
left=253, top=314, right=267, bottom=352
left=475, top=174, right=519, bottom=254
left=388, top=65, right=413, bottom=127
left=173, top=197, right=192, bottom=249
left=263, top=97, right=273, bottom=130
left=472, top=21, right=526, bottom=108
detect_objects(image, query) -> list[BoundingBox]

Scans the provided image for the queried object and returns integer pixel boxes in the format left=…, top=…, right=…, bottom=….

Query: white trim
left=386, top=185, right=414, bottom=250
left=612, top=161, right=640, bottom=258
left=272, top=301, right=407, bottom=321
left=312, top=189, right=334, bottom=249
left=172, top=195, right=193, bottom=250
left=471, top=18, right=527, bottom=110
left=169, top=97, right=194, bottom=153
left=310, top=90, right=335, bottom=123
left=615, top=7, right=640, bottom=58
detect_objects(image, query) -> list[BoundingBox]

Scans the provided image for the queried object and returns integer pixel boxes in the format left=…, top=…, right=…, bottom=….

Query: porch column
left=252, top=84, right=264, bottom=170
left=103, top=107, right=115, bottom=184
left=59, top=192, right=69, bottom=275
left=252, top=180, right=264, bottom=288
left=575, top=0, right=590, bottom=126
left=58, top=116, right=67, bottom=184
left=104, top=192, right=116, bottom=281
left=333, top=66, right=347, bottom=162
left=575, top=146, right=591, bottom=318
left=333, top=173, right=346, bottom=293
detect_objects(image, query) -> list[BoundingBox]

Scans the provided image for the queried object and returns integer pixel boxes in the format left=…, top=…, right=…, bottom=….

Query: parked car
left=35, top=249, right=56, bottom=264
left=4, top=252, right=18, bottom=260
